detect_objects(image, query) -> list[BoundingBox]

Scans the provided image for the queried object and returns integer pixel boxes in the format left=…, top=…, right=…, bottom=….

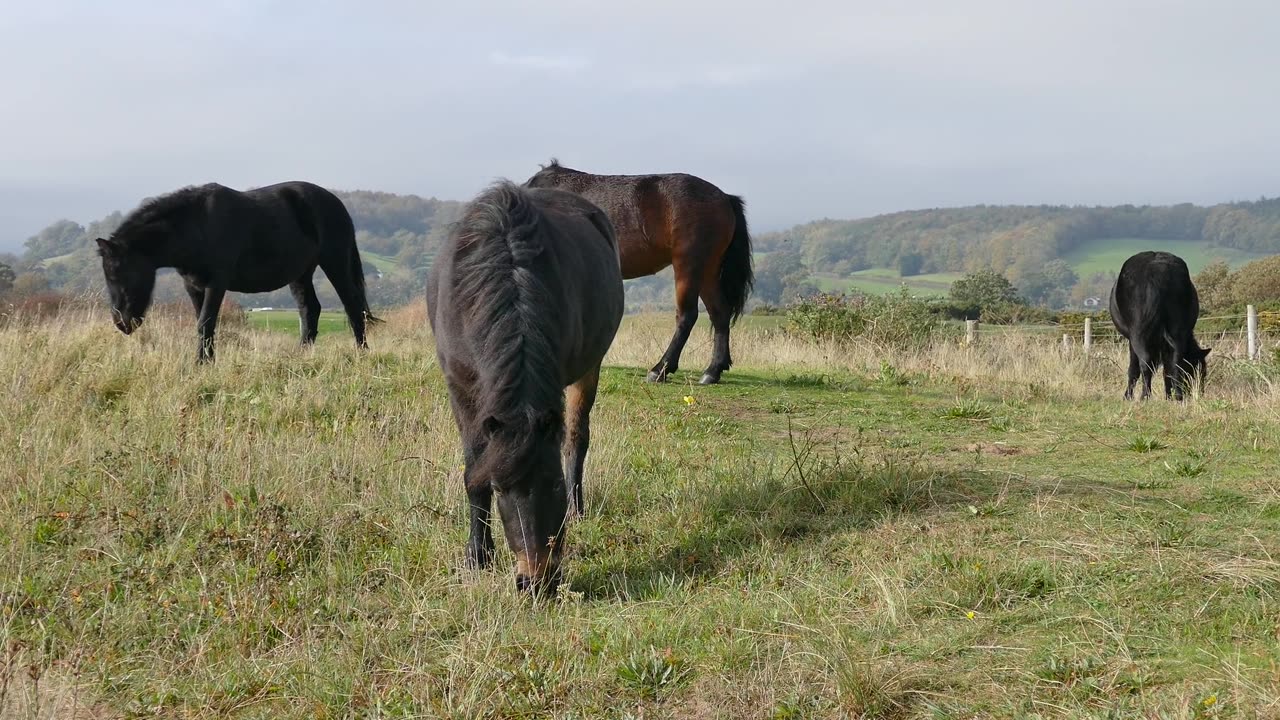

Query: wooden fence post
left=1062, top=333, right=1071, bottom=353
left=965, top=319, right=978, bottom=345
left=1247, top=304, right=1258, bottom=360
left=1083, top=318, right=1092, bottom=356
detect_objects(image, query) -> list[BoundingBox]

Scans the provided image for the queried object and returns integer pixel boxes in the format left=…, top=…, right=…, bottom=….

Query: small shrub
left=617, top=647, right=691, bottom=698
left=943, top=399, right=993, bottom=421
left=786, top=288, right=947, bottom=349
left=1127, top=436, right=1168, bottom=453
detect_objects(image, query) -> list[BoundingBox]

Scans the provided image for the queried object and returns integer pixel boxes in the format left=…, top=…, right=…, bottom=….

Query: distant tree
left=949, top=270, right=1024, bottom=316
left=1230, top=255, right=1280, bottom=305
left=1193, top=261, right=1234, bottom=311
left=1020, top=259, right=1078, bottom=308
left=23, top=220, right=86, bottom=261
left=0, top=261, right=14, bottom=296
left=754, top=245, right=817, bottom=305
left=897, top=251, right=924, bottom=277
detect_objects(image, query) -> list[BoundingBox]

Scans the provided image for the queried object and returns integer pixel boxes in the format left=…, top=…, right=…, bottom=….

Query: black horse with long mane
left=525, top=160, right=753, bottom=385
left=428, top=180, right=624, bottom=595
left=95, top=181, right=379, bottom=363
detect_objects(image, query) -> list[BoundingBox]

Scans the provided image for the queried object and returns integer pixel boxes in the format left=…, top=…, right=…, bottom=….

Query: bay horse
left=1109, top=251, right=1211, bottom=400
left=524, top=160, right=753, bottom=385
left=428, top=180, right=624, bottom=594
left=95, top=181, right=379, bottom=363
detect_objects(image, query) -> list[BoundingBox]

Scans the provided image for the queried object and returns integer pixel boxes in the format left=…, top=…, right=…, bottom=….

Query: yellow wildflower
left=682, top=395, right=696, bottom=406
left=1203, top=695, right=1217, bottom=707
left=966, top=611, right=976, bottom=620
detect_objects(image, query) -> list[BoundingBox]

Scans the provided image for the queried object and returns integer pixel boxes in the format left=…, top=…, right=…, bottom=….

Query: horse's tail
left=347, top=241, right=382, bottom=325
left=720, top=194, right=755, bottom=322
left=453, top=181, right=562, bottom=432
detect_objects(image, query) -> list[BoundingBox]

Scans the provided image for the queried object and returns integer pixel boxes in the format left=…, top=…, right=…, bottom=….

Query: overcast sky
left=2, top=0, right=1279, bottom=250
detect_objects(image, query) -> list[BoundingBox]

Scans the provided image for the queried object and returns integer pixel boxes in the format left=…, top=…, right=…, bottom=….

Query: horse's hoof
left=646, top=370, right=667, bottom=383
left=699, top=373, right=720, bottom=385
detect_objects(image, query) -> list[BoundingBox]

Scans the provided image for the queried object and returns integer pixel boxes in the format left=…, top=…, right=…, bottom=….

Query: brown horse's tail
left=721, top=195, right=754, bottom=322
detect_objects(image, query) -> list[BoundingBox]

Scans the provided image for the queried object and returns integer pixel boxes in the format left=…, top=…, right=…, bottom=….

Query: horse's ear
left=94, top=237, right=117, bottom=256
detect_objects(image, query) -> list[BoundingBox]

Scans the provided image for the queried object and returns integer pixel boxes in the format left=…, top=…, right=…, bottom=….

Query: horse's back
left=430, top=185, right=623, bottom=386
left=1110, top=251, right=1199, bottom=346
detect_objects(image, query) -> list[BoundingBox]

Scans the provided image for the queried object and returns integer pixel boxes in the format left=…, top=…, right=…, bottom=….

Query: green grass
left=814, top=269, right=961, bottom=297
left=246, top=309, right=351, bottom=336
left=1, top=308, right=1278, bottom=718
left=1062, top=237, right=1266, bottom=277
left=359, top=251, right=401, bottom=274
left=813, top=238, right=1264, bottom=299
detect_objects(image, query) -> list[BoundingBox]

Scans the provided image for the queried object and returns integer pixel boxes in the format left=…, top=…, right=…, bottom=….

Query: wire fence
left=961, top=304, right=1273, bottom=362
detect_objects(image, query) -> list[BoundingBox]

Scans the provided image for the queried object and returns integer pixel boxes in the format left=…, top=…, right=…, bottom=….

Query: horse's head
left=1184, top=344, right=1212, bottom=395
left=471, top=409, right=568, bottom=595
left=95, top=236, right=156, bottom=335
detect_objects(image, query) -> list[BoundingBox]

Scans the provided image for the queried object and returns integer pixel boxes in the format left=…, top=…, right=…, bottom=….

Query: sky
left=2, top=0, right=1279, bottom=251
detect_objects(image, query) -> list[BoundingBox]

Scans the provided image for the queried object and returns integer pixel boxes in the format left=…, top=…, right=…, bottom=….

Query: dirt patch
left=961, top=442, right=1024, bottom=456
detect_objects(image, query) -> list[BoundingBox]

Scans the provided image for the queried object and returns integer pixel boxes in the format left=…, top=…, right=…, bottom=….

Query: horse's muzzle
left=113, top=315, right=142, bottom=335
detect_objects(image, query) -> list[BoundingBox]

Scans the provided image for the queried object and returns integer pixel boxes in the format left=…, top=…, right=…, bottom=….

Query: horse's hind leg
left=698, top=279, right=733, bottom=385
left=647, top=273, right=701, bottom=382
left=320, top=256, right=368, bottom=349
left=562, top=364, right=601, bottom=518
left=289, top=275, right=321, bottom=346
left=1124, top=346, right=1140, bottom=400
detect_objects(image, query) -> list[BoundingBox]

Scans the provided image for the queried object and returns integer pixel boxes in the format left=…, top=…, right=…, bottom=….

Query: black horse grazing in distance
left=524, top=159, right=753, bottom=385
left=428, top=181, right=624, bottom=595
left=95, top=181, right=379, bottom=363
left=1109, top=251, right=1211, bottom=400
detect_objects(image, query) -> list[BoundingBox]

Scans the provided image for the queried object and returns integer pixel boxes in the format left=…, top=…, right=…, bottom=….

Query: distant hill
left=13, top=190, right=1280, bottom=310
left=753, top=199, right=1279, bottom=305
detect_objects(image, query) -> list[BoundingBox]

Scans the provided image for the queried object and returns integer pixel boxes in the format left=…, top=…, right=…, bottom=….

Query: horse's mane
left=452, top=181, right=563, bottom=441
left=112, top=184, right=215, bottom=246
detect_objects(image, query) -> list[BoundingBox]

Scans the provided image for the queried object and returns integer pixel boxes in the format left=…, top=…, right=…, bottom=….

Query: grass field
left=1, top=305, right=1278, bottom=718
left=814, top=270, right=962, bottom=297
left=360, top=252, right=402, bottom=275
left=1061, top=239, right=1265, bottom=277
left=811, top=239, right=1267, bottom=299
left=247, top=309, right=353, bottom=337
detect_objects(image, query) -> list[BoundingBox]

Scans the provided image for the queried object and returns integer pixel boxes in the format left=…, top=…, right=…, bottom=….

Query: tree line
left=7, top=190, right=1280, bottom=313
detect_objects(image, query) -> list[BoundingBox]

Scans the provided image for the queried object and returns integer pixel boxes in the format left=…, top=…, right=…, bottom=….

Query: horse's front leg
left=196, top=286, right=227, bottom=364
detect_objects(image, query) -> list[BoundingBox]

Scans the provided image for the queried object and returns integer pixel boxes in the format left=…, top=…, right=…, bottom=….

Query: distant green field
left=247, top=309, right=350, bottom=336
left=1062, top=238, right=1265, bottom=277
left=814, top=269, right=960, bottom=297
left=810, top=238, right=1267, bottom=298
left=38, top=251, right=78, bottom=268
left=359, top=251, right=400, bottom=273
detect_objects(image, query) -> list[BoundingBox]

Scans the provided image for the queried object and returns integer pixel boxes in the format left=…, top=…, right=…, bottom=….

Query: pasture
left=1061, top=239, right=1265, bottom=278
left=814, top=270, right=962, bottom=297
left=1, top=306, right=1278, bottom=718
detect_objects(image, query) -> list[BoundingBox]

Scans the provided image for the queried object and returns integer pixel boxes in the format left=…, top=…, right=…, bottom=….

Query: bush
left=786, top=288, right=949, bottom=349
left=1, top=292, right=69, bottom=322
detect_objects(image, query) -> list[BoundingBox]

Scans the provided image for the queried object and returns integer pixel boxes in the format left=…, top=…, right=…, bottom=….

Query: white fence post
left=1247, top=304, right=1258, bottom=360
left=965, top=319, right=978, bottom=345
left=1083, top=318, right=1092, bottom=356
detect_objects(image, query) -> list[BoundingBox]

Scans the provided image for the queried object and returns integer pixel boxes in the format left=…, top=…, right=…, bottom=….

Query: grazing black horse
left=95, top=181, right=379, bottom=363
left=428, top=181, right=623, bottom=594
left=1109, top=251, right=1211, bottom=400
left=524, top=160, right=753, bottom=385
